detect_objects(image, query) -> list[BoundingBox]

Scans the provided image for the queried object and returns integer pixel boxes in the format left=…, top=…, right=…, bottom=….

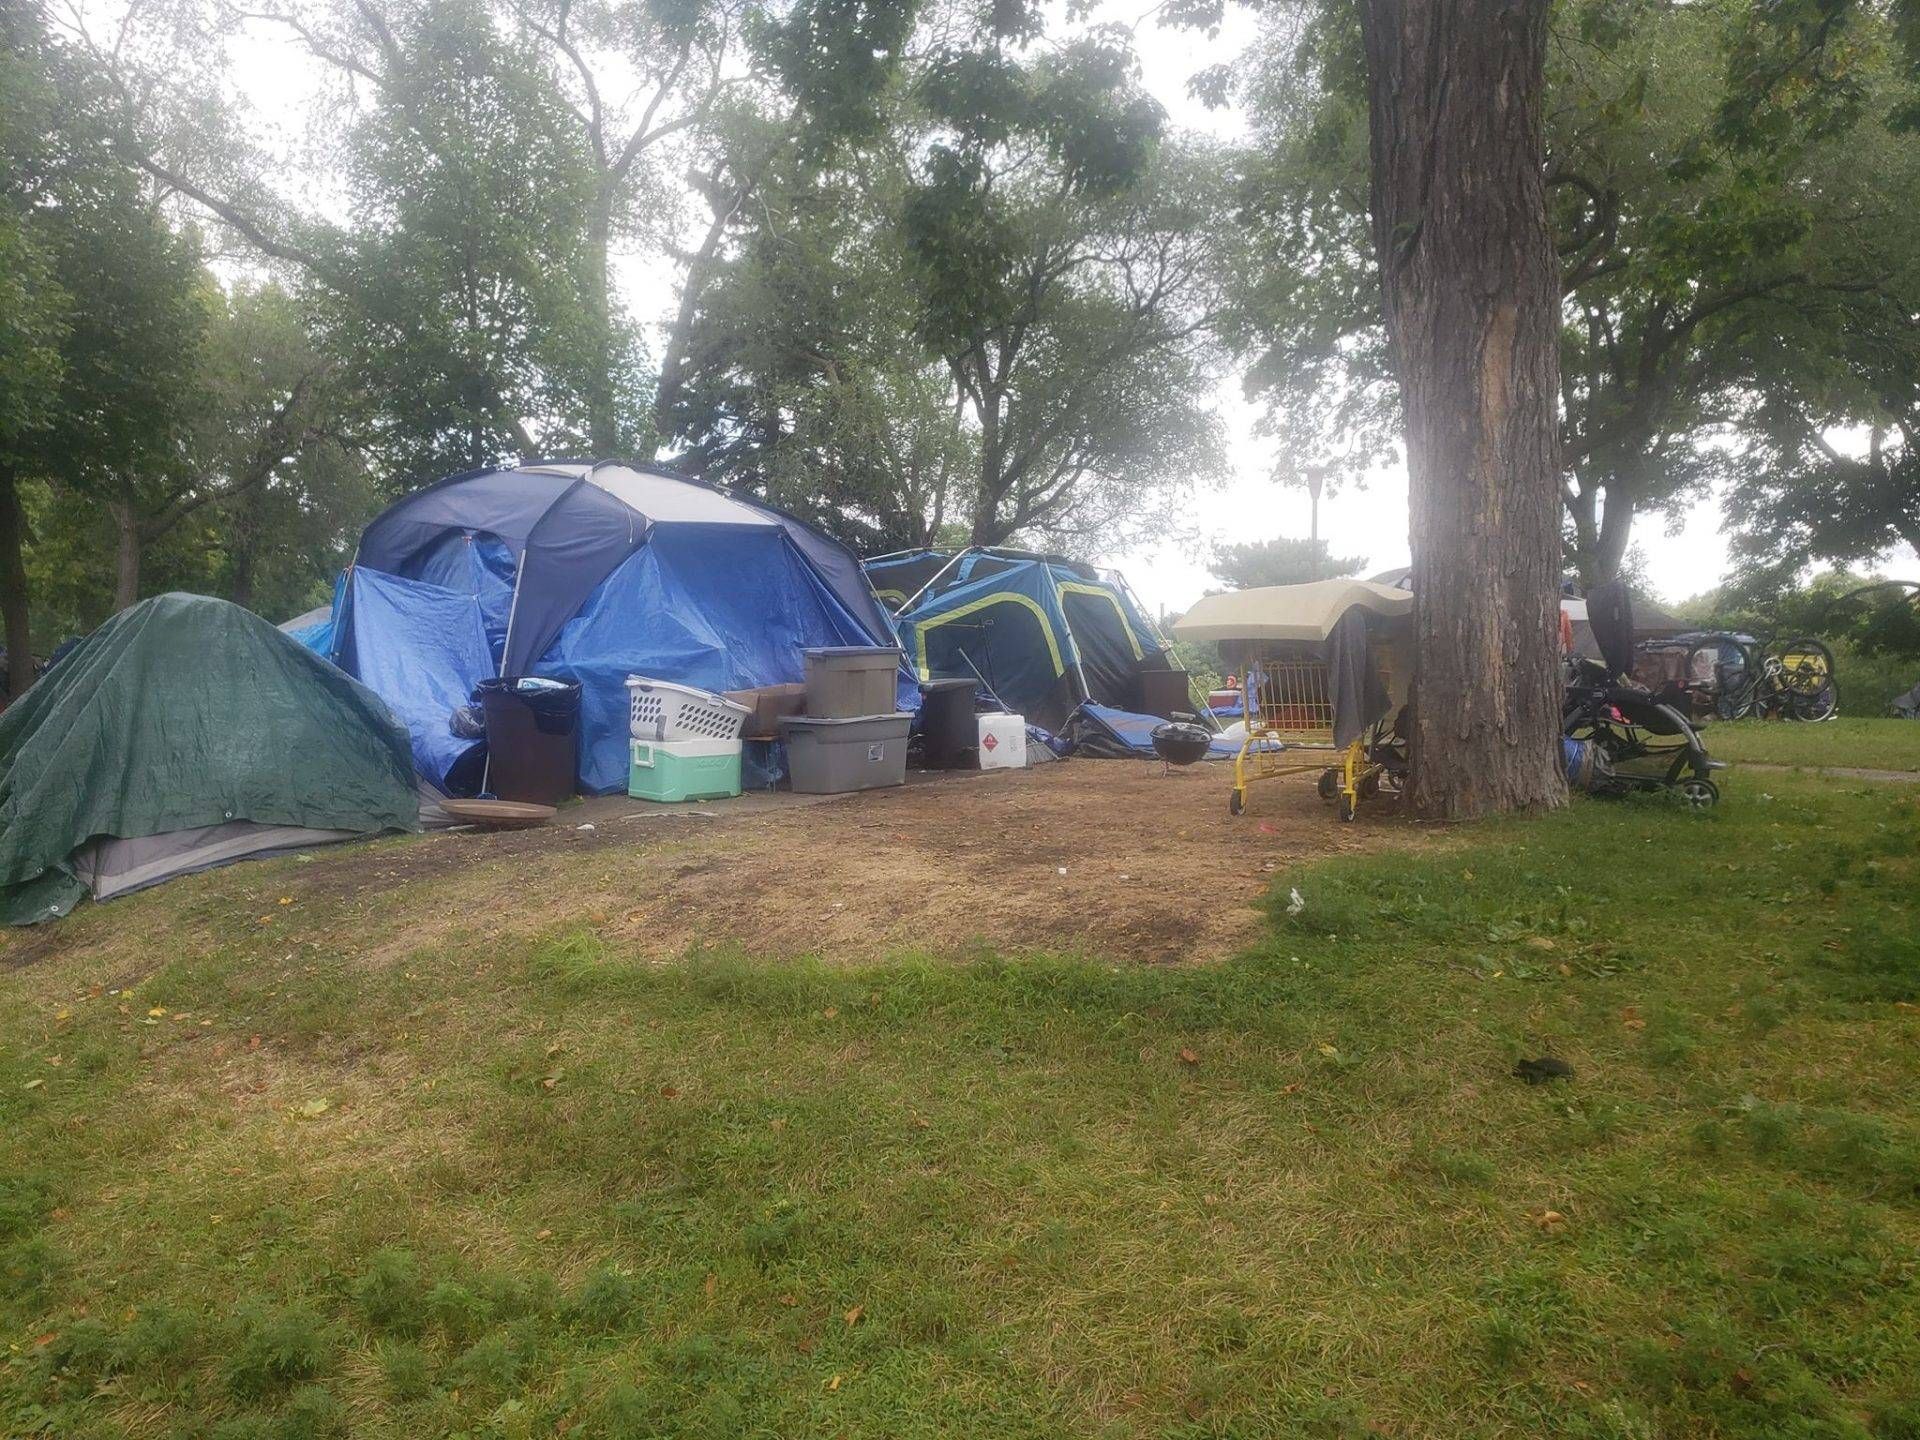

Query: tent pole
left=481, top=565, right=531, bottom=796
left=897, top=546, right=974, bottom=618
left=1117, top=569, right=1221, bottom=733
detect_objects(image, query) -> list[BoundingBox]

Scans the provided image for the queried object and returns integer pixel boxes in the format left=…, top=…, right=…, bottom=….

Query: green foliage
left=1208, top=535, right=1363, bottom=589
left=318, top=0, right=625, bottom=484
left=673, top=17, right=1230, bottom=552
left=1235, top=0, right=1920, bottom=583
left=224, top=1305, right=336, bottom=1399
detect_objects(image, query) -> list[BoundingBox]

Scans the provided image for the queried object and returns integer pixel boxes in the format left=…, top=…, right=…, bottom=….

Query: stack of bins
left=779, top=646, right=912, bottom=793
left=625, top=678, right=749, bottom=801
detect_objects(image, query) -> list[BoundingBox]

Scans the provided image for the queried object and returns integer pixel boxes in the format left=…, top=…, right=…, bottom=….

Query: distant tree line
left=4, top=0, right=1917, bottom=712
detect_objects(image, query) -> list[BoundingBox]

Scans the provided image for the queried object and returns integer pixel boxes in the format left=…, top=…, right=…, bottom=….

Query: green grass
left=2, top=773, right=1918, bottom=1438
left=1708, top=717, right=1920, bottom=772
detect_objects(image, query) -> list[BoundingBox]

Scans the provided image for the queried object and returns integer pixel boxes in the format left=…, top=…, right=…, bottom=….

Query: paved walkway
left=1741, top=763, right=1920, bottom=784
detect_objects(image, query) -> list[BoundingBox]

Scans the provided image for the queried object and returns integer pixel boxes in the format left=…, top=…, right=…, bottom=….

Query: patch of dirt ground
left=579, top=760, right=1433, bottom=963
left=5, top=760, right=1442, bottom=973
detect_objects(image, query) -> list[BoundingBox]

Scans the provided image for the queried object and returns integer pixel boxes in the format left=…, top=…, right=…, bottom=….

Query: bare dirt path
left=4, top=759, right=1437, bottom=973
left=520, top=760, right=1427, bottom=963
left=1739, top=763, right=1920, bottom=785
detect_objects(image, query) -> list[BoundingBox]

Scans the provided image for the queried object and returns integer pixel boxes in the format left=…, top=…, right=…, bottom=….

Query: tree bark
left=651, top=199, right=737, bottom=448
left=583, top=192, right=620, bottom=455
left=0, top=462, right=33, bottom=700
left=1358, top=0, right=1566, bottom=820
left=110, top=493, right=141, bottom=613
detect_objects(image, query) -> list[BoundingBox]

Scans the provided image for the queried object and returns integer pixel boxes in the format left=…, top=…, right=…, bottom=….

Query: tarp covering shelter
left=0, top=594, right=420, bottom=925
left=320, top=461, right=905, bottom=794
left=867, top=547, right=1176, bottom=730
left=1172, top=580, right=1411, bottom=747
left=1173, top=579, right=1413, bottom=644
left=1060, top=703, right=1245, bottom=761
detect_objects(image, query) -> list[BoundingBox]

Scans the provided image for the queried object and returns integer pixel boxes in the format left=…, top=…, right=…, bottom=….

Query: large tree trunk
left=110, top=494, right=142, bottom=613
left=1359, top=0, right=1566, bottom=820
left=583, top=193, right=620, bottom=455
left=651, top=201, right=734, bottom=450
left=0, top=462, right=33, bottom=700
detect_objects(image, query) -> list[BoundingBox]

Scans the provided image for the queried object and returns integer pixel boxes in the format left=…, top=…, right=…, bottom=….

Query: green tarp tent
left=1, top=593, right=421, bottom=925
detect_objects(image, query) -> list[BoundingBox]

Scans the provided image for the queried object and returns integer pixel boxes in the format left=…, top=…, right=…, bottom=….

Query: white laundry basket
left=625, top=677, right=750, bottom=743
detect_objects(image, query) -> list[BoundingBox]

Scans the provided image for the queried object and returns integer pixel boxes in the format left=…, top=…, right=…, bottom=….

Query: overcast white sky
left=208, top=1, right=1908, bottom=618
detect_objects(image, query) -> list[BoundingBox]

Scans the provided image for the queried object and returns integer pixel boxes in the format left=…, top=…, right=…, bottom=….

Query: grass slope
left=2, top=774, right=1917, bottom=1439
left=1705, top=718, right=1920, bottom=773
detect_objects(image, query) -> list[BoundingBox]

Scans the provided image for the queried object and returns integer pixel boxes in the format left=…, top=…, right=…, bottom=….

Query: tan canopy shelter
left=1172, top=579, right=1413, bottom=645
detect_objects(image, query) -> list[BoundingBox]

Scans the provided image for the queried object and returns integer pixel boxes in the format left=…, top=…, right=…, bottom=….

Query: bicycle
left=1680, top=632, right=1837, bottom=722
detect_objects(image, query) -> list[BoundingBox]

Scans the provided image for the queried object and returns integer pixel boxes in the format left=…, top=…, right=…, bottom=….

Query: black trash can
left=919, top=678, right=979, bottom=770
left=475, top=677, right=581, bottom=805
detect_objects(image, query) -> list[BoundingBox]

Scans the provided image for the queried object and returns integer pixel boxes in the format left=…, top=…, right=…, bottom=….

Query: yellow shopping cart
left=1172, top=579, right=1413, bottom=823
left=1228, top=653, right=1373, bottom=820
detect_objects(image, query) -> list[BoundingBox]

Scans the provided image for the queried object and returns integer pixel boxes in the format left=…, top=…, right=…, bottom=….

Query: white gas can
left=976, top=712, right=1027, bottom=770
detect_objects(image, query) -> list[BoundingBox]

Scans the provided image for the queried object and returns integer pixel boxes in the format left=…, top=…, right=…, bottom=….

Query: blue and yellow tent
left=866, top=547, right=1178, bottom=730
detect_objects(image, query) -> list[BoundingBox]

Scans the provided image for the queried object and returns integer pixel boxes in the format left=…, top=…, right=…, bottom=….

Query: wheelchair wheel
left=1228, top=789, right=1244, bottom=816
left=1677, top=778, right=1719, bottom=810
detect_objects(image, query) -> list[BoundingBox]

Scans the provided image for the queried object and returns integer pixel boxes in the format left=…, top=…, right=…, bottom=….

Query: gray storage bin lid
left=778, top=711, right=914, bottom=729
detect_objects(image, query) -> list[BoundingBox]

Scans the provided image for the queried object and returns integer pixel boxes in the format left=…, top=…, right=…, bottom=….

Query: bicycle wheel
left=1774, top=638, right=1835, bottom=700
left=1789, top=685, right=1838, bottom=722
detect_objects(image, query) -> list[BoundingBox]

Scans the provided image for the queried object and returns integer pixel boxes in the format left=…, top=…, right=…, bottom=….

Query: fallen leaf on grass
left=777, top=1294, right=798, bottom=1307
left=821, top=1006, right=839, bottom=1020
left=248, top=1035, right=262, bottom=1050
left=540, top=1071, right=563, bottom=1091
left=1279, top=1082, right=1302, bottom=1095
left=536, top=1229, right=553, bottom=1240
left=660, top=1085, right=680, bottom=1099
left=1533, top=1210, right=1566, bottom=1233
left=826, top=1374, right=841, bottom=1392
left=22, top=1078, right=44, bottom=1091
left=703, top=1272, right=718, bottom=1298
left=1178, top=1047, right=1200, bottom=1066
left=843, top=1305, right=864, bottom=1327
left=1620, top=1006, right=1646, bottom=1031
left=292, top=1098, right=331, bottom=1119
left=148, top=1007, right=167, bottom=1018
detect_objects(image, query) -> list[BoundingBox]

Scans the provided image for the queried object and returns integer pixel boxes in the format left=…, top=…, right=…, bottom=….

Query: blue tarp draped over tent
left=1063, top=703, right=1243, bottom=761
left=331, top=567, right=493, bottom=789
left=868, top=549, right=1168, bottom=730
left=322, top=461, right=903, bottom=796
left=533, top=524, right=896, bottom=793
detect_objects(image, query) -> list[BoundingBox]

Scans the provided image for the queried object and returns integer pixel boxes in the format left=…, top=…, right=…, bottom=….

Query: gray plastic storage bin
left=803, top=646, right=903, bottom=718
left=778, top=712, right=912, bottom=793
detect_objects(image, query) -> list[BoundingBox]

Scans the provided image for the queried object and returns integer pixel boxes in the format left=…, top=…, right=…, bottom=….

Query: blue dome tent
left=317, top=461, right=904, bottom=794
left=866, top=547, right=1187, bottom=731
